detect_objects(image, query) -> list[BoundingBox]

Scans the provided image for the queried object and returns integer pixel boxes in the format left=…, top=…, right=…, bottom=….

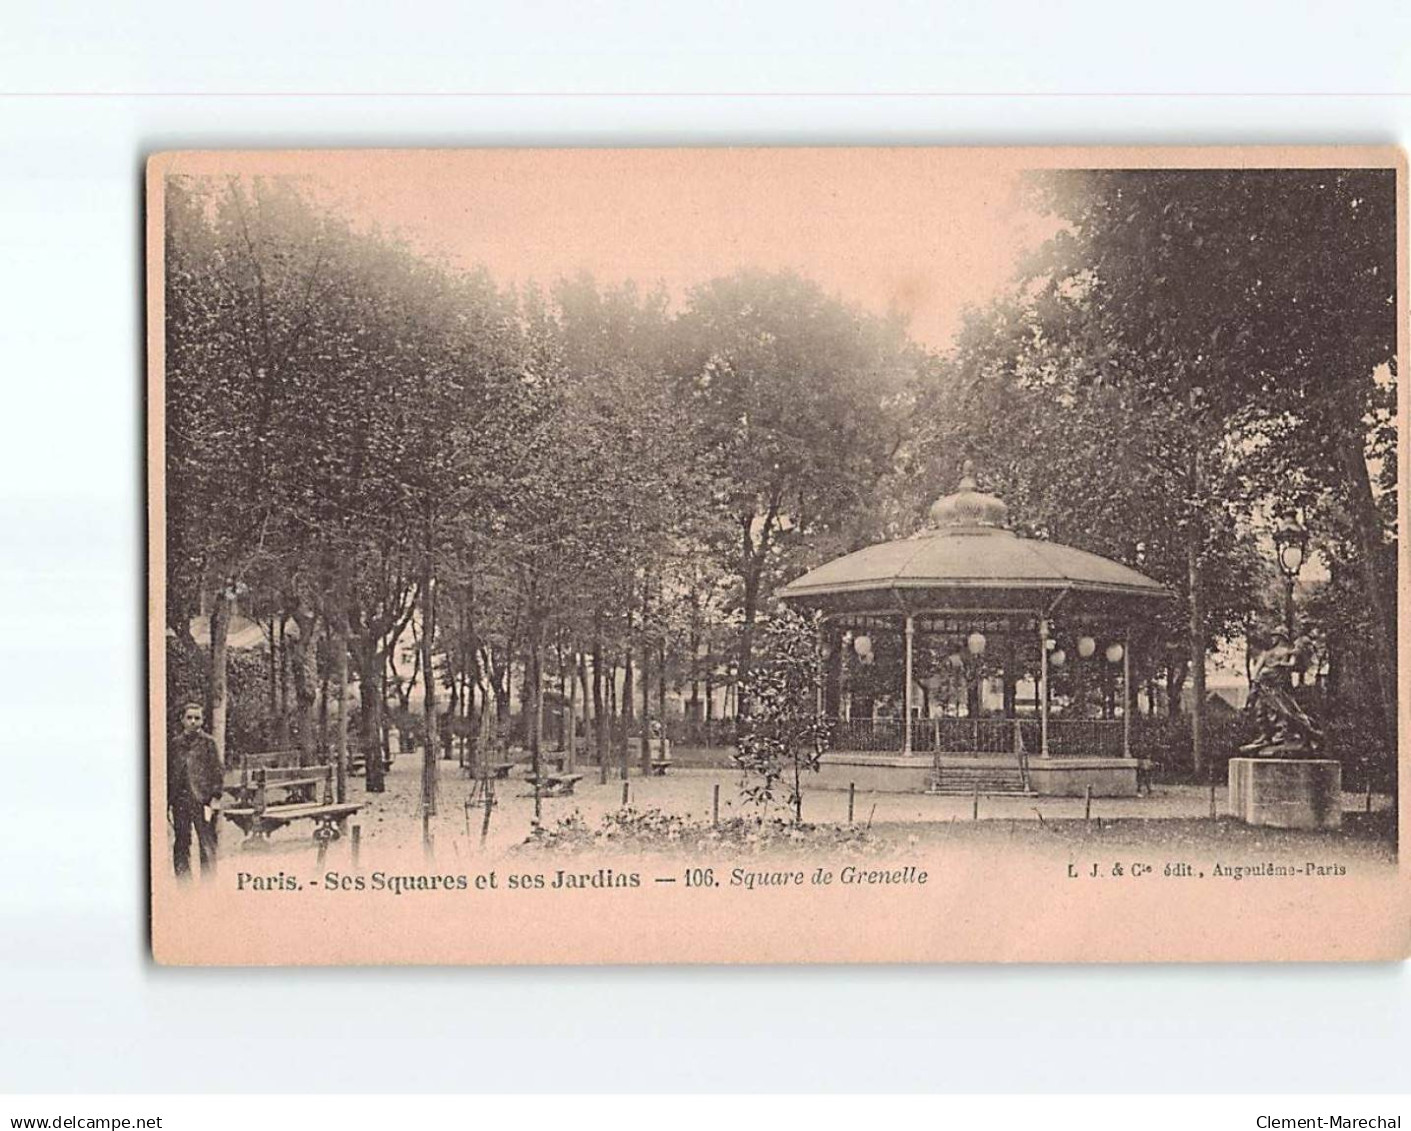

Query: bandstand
left=778, top=464, right=1174, bottom=797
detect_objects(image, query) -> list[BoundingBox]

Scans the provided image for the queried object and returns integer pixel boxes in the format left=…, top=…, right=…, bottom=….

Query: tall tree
left=1020, top=168, right=1399, bottom=755
left=673, top=272, right=917, bottom=714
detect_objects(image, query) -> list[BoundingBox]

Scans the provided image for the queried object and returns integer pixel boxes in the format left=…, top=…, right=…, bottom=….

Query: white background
left=1, top=0, right=1409, bottom=1095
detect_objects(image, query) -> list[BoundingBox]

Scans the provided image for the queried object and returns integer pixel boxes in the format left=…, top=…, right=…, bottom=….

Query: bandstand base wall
left=1024, top=758, right=1138, bottom=797
left=816, top=754, right=933, bottom=793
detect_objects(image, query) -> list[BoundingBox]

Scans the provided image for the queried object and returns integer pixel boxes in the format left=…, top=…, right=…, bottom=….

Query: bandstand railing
left=1045, top=718, right=1125, bottom=758
left=830, top=717, right=907, bottom=752
left=827, top=716, right=1129, bottom=757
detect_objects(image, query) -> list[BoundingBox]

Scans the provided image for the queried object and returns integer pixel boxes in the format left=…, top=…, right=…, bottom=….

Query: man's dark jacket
left=168, top=731, right=224, bottom=807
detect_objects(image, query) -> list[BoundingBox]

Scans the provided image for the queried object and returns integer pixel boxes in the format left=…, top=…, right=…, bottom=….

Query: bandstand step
left=926, top=766, right=1031, bottom=795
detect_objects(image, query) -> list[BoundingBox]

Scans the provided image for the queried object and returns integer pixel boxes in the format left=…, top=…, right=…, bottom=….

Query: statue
left=1241, top=625, right=1324, bottom=757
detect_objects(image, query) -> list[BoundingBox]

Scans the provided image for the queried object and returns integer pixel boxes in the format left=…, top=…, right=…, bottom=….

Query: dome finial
left=926, top=459, right=1009, bottom=533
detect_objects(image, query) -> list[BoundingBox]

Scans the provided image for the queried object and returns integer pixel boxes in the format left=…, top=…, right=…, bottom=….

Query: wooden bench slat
left=219, top=802, right=360, bottom=821
left=257, top=802, right=361, bottom=819
left=225, top=776, right=321, bottom=792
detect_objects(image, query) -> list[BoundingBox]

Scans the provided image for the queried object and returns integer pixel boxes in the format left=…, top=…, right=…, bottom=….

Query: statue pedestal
left=1228, top=757, right=1341, bottom=831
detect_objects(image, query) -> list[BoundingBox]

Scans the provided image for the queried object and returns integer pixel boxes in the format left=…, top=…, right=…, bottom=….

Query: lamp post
left=1272, top=514, right=1308, bottom=631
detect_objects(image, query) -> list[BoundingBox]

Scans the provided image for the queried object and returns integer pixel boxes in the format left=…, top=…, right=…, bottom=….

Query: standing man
left=168, top=701, right=224, bottom=878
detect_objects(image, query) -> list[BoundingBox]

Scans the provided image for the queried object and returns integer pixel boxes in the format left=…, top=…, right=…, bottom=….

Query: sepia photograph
left=12, top=0, right=1411, bottom=1114
left=147, top=147, right=1407, bottom=965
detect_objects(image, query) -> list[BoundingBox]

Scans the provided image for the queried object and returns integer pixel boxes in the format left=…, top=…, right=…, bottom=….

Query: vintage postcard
left=147, top=146, right=1408, bottom=965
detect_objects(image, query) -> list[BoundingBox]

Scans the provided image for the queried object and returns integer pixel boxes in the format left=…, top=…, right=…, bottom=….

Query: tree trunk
left=527, top=627, right=543, bottom=823
left=447, top=667, right=461, bottom=733
left=1165, top=659, right=1188, bottom=719
left=266, top=615, right=278, bottom=748
left=419, top=566, right=438, bottom=821
left=576, top=652, right=592, bottom=769
left=737, top=559, right=763, bottom=719
left=688, top=599, right=701, bottom=726
left=318, top=670, right=330, bottom=759
left=792, top=745, right=803, bottom=825
left=460, top=667, right=471, bottom=766
left=657, top=639, right=667, bottom=732
left=621, top=644, right=634, bottom=781
left=274, top=617, right=291, bottom=749
left=1337, top=429, right=1398, bottom=754
left=705, top=650, right=716, bottom=735
left=639, top=582, right=653, bottom=775
left=332, top=621, right=349, bottom=804
left=527, top=635, right=542, bottom=763
left=359, top=640, right=386, bottom=792
left=492, top=670, right=511, bottom=741
left=566, top=650, right=578, bottom=772
left=290, top=605, right=321, bottom=768
left=1188, top=418, right=1206, bottom=777
left=592, top=638, right=607, bottom=783
left=1188, top=522, right=1206, bottom=777
left=466, top=633, right=482, bottom=778
left=208, top=585, right=233, bottom=767
left=640, top=639, right=652, bottom=775
left=604, top=656, right=617, bottom=783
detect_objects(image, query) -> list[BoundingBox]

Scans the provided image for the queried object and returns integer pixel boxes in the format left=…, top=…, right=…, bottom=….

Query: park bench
left=223, top=767, right=321, bottom=808
left=219, top=762, right=362, bottom=842
left=488, top=762, right=517, bottom=779
left=227, top=750, right=329, bottom=805
left=524, top=772, right=583, bottom=797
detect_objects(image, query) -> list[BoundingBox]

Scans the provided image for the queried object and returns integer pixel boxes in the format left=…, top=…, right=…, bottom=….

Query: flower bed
left=518, top=806, right=885, bottom=856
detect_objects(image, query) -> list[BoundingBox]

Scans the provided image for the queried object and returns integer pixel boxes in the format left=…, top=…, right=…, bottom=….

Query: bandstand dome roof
left=778, top=463, right=1173, bottom=621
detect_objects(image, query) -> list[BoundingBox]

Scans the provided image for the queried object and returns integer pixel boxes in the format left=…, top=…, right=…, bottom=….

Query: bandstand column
left=1122, top=626, right=1133, bottom=759
left=903, top=615, right=915, bottom=755
left=1038, top=617, right=1050, bottom=758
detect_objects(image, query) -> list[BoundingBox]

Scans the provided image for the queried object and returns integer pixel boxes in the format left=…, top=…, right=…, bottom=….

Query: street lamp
left=1272, top=514, right=1309, bottom=630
